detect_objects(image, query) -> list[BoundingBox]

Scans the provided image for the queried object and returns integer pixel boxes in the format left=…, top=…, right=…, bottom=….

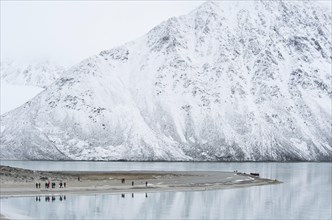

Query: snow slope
left=1, top=1, right=331, bottom=161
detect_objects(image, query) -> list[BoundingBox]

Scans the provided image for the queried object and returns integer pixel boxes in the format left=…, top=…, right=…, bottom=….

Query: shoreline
left=0, top=165, right=281, bottom=220
left=0, top=166, right=281, bottom=197
left=0, top=175, right=279, bottom=198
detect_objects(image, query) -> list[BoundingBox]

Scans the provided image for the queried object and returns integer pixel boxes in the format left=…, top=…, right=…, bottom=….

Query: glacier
left=1, top=0, right=331, bottom=161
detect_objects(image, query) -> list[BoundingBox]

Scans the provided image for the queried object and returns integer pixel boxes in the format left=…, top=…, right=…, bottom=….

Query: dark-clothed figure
left=132, top=181, right=134, bottom=186
left=145, top=181, right=148, bottom=187
left=38, top=183, right=41, bottom=188
left=35, top=183, right=38, bottom=189
left=64, top=182, right=66, bottom=188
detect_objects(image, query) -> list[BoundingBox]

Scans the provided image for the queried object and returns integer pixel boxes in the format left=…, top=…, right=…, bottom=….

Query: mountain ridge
left=1, top=0, right=331, bottom=161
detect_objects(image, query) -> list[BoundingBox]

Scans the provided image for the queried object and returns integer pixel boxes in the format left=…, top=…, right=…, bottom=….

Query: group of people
left=121, top=179, right=149, bottom=187
left=35, top=181, right=66, bottom=189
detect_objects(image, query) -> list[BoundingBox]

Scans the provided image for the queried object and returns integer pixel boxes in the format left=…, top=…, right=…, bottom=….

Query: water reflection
left=120, top=193, right=148, bottom=199
left=1, top=163, right=331, bottom=219
left=34, top=195, right=67, bottom=203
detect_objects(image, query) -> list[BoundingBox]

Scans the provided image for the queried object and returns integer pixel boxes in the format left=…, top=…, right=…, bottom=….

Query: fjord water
left=0, top=162, right=331, bottom=219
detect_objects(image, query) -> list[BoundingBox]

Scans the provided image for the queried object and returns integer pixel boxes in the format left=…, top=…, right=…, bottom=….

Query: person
left=38, top=183, right=41, bottom=188
left=145, top=193, right=148, bottom=198
left=78, top=176, right=80, bottom=181
left=60, top=182, right=63, bottom=188
left=64, top=182, right=66, bottom=188
left=132, top=181, right=134, bottom=186
left=132, top=193, right=134, bottom=198
left=35, top=183, right=38, bottom=189
left=59, top=196, right=63, bottom=201
left=145, top=181, right=148, bottom=187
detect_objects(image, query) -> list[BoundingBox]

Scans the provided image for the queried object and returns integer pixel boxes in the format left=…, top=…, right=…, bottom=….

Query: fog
left=1, top=1, right=330, bottom=67
left=0, top=1, right=203, bottom=67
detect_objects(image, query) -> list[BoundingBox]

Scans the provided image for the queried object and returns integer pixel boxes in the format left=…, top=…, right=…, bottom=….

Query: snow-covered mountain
left=1, top=1, right=331, bottom=161
left=0, top=61, right=65, bottom=115
left=0, top=60, right=65, bottom=88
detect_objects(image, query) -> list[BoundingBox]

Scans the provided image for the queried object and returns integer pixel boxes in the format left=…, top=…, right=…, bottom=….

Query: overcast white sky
left=1, top=1, right=330, bottom=67
left=1, top=1, right=204, bottom=67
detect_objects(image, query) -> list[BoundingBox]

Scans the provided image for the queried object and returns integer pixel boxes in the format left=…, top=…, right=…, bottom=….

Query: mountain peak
left=1, top=0, right=331, bottom=161
left=190, top=1, right=222, bottom=16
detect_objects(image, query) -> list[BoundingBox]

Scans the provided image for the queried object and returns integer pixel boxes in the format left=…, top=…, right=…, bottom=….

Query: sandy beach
left=0, top=165, right=281, bottom=197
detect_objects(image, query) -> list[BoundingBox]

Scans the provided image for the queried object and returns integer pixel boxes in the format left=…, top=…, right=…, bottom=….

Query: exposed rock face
left=1, top=1, right=331, bottom=161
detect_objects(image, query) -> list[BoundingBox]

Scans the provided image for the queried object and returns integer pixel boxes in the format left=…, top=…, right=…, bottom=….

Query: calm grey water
left=0, top=161, right=331, bottom=219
